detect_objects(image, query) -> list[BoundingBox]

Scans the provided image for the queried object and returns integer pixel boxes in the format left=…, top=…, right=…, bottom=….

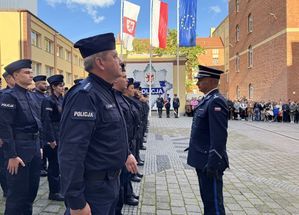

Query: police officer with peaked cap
left=0, top=59, right=42, bottom=215
left=32, top=75, right=49, bottom=177
left=59, top=33, right=137, bottom=215
left=41, top=74, right=65, bottom=201
left=187, top=65, right=229, bottom=215
left=0, top=71, right=16, bottom=198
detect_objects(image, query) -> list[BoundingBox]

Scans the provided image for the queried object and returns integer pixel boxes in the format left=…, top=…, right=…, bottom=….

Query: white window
left=45, top=38, right=54, bottom=53
left=236, top=25, right=240, bottom=42
left=32, top=62, right=42, bottom=75
left=57, top=46, right=64, bottom=58
left=235, top=53, right=240, bottom=72
left=66, top=72, right=72, bottom=84
left=236, top=0, right=240, bottom=13
left=248, top=45, right=253, bottom=68
left=74, top=55, right=79, bottom=65
left=45, top=65, right=54, bottom=77
left=31, top=31, right=41, bottom=47
left=249, top=84, right=254, bottom=99
left=248, top=13, right=253, bottom=33
left=213, top=58, right=219, bottom=65
left=66, top=50, right=71, bottom=62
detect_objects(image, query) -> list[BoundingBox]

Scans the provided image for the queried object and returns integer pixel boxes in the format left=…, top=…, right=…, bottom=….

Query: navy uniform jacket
left=58, top=74, right=129, bottom=210
left=173, top=97, right=180, bottom=108
left=0, top=84, right=41, bottom=162
left=115, top=91, right=135, bottom=147
left=125, top=96, right=141, bottom=140
left=156, top=97, right=164, bottom=108
left=41, top=95, right=63, bottom=143
left=187, top=89, right=229, bottom=171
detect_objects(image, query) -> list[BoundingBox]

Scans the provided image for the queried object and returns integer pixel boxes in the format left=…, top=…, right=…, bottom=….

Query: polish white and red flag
left=151, top=0, right=168, bottom=48
left=123, top=1, right=140, bottom=51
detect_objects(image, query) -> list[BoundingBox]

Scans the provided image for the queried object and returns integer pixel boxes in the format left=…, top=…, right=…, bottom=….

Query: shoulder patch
left=79, top=82, right=92, bottom=93
left=0, top=103, right=16, bottom=109
left=71, top=110, right=96, bottom=121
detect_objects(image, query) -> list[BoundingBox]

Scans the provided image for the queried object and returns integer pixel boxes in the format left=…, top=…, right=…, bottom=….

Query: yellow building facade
left=0, top=10, right=85, bottom=88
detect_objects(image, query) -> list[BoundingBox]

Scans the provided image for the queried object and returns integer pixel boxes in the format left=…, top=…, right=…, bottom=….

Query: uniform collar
left=204, top=88, right=218, bottom=98
left=14, top=84, right=28, bottom=93
left=89, top=73, right=113, bottom=90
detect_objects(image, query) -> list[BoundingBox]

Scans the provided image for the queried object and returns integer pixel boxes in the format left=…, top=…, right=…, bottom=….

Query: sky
left=38, top=0, right=228, bottom=43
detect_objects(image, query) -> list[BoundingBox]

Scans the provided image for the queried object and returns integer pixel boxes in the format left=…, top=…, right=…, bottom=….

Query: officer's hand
left=125, top=154, right=138, bottom=174
left=70, top=202, right=91, bottom=215
left=7, top=157, right=25, bottom=175
left=48, top=141, right=57, bottom=149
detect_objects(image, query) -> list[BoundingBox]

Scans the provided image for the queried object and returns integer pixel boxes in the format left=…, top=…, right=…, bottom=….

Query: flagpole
left=176, top=0, right=180, bottom=116
left=149, top=0, right=153, bottom=117
left=120, top=0, right=124, bottom=60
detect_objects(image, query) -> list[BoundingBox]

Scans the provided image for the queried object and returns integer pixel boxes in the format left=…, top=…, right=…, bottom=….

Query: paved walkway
left=1, top=115, right=299, bottom=214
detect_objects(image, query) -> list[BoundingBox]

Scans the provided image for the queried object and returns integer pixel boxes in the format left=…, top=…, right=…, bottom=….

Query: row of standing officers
left=0, top=32, right=149, bottom=215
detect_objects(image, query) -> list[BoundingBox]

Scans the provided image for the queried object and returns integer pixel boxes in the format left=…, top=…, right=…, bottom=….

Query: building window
left=236, top=0, right=240, bottom=13
left=212, top=49, right=219, bottom=55
left=212, top=58, right=219, bottom=65
left=249, top=84, right=254, bottom=99
left=74, top=55, right=79, bottom=65
left=248, top=45, right=253, bottom=68
left=66, top=50, right=71, bottom=62
left=236, top=85, right=240, bottom=99
left=236, top=25, right=240, bottom=42
left=235, top=53, right=240, bottom=72
left=79, top=58, right=84, bottom=67
left=32, top=61, right=41, bottom=75
left=57, top=46, right=64, bottom=59
left=248, top=13, right=253, bottom=33
left=45, top=65, right=54, bottom=77
left=31, top=31, right=41, bottom=48
left=44, top=38, right=54, bottom=54
left=66, top=72, right=72, bottom=84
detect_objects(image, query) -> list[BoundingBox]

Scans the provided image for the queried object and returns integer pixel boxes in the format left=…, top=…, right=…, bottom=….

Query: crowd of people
left=227, top=99, right=299, bottom=123
left=0, top=33, right=149, bottom=215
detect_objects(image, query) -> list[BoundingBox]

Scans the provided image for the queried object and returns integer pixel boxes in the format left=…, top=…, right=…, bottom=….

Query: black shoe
left=131, top=175, right=141, bottom=182
left=137, top=161, right=144, bottom=166
left=40, top=170, right=48, bottom=177
left=132, top=193, right=139, bottom=200
left=140, top=146, right=146, bottom=150
left=49, top=193, right=64, bottom=201
left=136, top=172, right=143, bottom=178
left=125, top=197, right=139, bottom=206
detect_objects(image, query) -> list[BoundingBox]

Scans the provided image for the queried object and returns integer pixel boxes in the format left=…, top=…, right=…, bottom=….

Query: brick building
left=229, top=0, right=299, bottom=101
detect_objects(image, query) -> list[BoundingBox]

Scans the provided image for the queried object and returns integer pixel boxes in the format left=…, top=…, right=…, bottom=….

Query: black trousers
left=5, top=155, right=41, bottom=215
left=0, top=148, right=7, bottom=196
left=196, top=169, right=225, bottom=215
left=116, top=167, right=132, bottom=214
left=44, top=144, right=61, bottom=194
left=174, top=108, right=179, bottom=117
left=65, top=177, right=120, bottom=215
left=166, top=107, right=170, bottom=117
left=157, top=108, right=163, bottom=117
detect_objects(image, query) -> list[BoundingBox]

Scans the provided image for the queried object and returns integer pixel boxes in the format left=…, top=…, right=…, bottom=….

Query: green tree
left=131, top=29, right=204, bottom=91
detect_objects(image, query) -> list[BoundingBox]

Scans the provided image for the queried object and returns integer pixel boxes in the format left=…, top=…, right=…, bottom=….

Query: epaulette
left=79, top=81, right=92, bottom=93
left=213, top=94, right=219, bottom=99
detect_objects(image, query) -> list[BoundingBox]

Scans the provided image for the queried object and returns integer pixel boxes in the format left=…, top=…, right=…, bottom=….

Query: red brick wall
left=228, top=0, right=291, bottom=101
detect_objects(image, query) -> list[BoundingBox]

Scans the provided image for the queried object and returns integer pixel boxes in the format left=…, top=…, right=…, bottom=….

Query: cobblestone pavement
left=1, top=114, right=299, bottom=214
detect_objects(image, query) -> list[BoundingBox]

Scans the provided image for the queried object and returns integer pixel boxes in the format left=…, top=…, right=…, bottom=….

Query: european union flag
left=179, top=0, right=197, bottom=47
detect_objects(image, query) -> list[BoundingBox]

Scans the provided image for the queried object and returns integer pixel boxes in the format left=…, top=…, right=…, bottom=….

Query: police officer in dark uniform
left=187, top=65, right=229, bottom=215
left=173, top=94, right=180, bottom=118
left=113, top=69, right=139, bottom=214
left=0, top=59, right=42, bottom=215
left=32, top=75, right=48, bottom=177
left=41, top=74, right=65, bottom=201
left=0, top=71, right=15, bottom=198
left=59, top=33, right=138, bottom=215
left=156, top=94, right=164, bottom=118
left=164, top=94, right=171, bottom=118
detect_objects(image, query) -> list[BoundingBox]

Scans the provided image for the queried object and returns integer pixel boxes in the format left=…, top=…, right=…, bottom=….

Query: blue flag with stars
left=179, top=0, right=197, bottom=47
